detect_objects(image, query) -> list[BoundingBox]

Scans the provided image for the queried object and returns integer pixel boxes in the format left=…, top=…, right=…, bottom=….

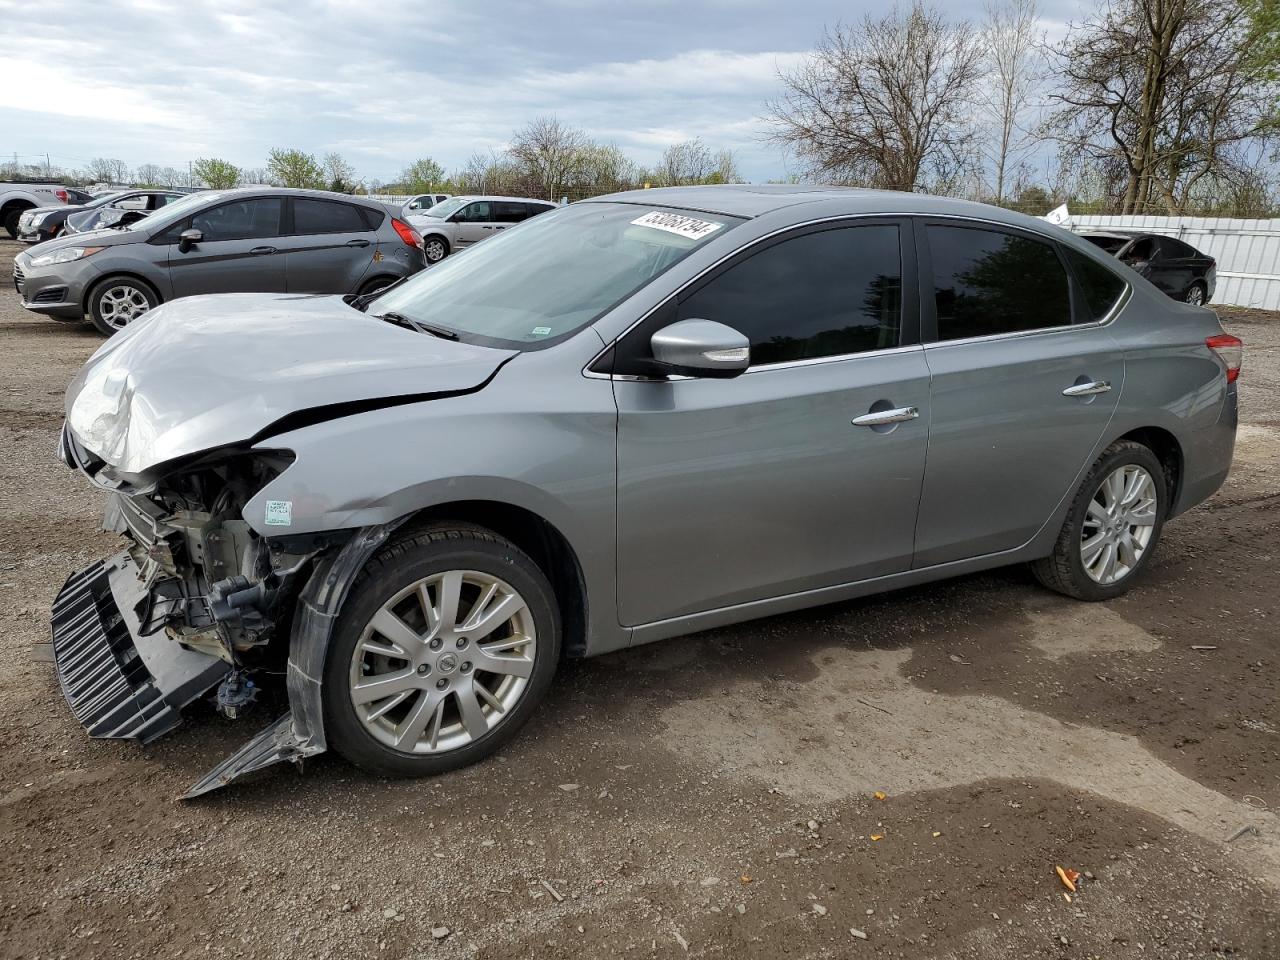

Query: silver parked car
left=407, top=194, right=557, bottom=263
left=14, top=187, right=427, bottom=335
left=51, top=185, right=1240, bottom=796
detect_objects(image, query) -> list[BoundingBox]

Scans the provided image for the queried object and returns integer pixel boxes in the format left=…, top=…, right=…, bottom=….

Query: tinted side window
left=677, top=224, right=902, bottom=366
left=929, top=225, right=1071, bottom=340
left=526, top=203, right=555, bottom=218
left=457, top=201, right=492, bottom=222
left=1063, top=248, right=1126, bottom=322
left=1161, top=237, right=1198, bottom=259
left=293, top=198, right=368, bottom=234
left=192, top=198, right=284, bottom=241
left=494, top=202, right=527, bottom=224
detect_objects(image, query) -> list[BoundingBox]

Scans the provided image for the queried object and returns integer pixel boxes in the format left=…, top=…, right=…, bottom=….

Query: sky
left=0, top=0, right=1084, bottom=185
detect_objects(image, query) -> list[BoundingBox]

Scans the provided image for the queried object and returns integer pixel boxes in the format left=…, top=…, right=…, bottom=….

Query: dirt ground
left=0, top=236, right=1276, bottom=960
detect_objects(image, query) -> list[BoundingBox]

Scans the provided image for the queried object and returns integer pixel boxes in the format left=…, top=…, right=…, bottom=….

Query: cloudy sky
left=0, top=0, right=1084, bottom=184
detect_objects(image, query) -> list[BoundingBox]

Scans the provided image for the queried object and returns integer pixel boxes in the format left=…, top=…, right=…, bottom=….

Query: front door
left=612, top=220, right=930, bottom=626
left=452, top=201, right=495, bottom=247
left=166, top=196, right=287, bottom=298
left=912, top=221, right=1125, bottom=567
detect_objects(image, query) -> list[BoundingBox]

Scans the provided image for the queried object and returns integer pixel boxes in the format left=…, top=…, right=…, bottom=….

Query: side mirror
left=650, top=318, right=750, bottom=379
left=177, top=228, right=203, bottom=253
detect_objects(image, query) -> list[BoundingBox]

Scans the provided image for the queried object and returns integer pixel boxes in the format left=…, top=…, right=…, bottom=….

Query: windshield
left=370, top=202, right=741, bottom=348
left=132, top=191, right=222, bottom=232
left=416, top=196, right=469, bottom=219
left=83, top=191, right=127, bottom=210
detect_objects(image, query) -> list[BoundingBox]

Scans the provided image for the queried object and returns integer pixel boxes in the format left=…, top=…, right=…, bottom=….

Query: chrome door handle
left=852, top=406, right=919, bottom=427
left=1062, top=380, right=1112, bottom=397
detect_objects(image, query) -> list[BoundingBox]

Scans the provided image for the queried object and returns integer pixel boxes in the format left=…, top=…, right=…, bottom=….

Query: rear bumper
left=49, top=552, right=229, bottom=742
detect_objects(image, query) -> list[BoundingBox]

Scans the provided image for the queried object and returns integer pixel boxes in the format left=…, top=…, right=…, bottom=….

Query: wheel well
left=82, top=272, right=163, bottom=312
left=1117, top=427, right=1183, bottom=507
left=423, top=233, right=449, bottom=250
left=358, top=274, right=400, bottom=295
left=1, top=199, right=34, bottom=216
left=402, top=501, right=589, bottom=658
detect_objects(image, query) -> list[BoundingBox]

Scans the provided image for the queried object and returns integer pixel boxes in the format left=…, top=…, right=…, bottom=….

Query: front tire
left=423, top=235, right=449, bottom=264
left=3, top=206, right=26, bottom=239
left=1032, top=440, right=1168, bottom=601
left=87, top=276, right=160, bottom=336
left=323, top=524, right=561, bottom=778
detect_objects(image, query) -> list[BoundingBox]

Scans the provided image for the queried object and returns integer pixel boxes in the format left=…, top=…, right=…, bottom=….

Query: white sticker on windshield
left=630, top=211, right=723, bottom=241
left=265, top=500, right=293, bottom=526
left=532, top=326, right=552, bottom=336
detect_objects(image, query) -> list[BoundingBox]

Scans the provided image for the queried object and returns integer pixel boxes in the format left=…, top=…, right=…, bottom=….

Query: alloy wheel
left=348, top=569, right=536, bottom=754
left=425, top=239, right=446, bottom=263
left=1080, top=464, right=1158, bottom=584
left=1186, top=285, right=1206, bottom=306
left=98, top=284, right=152, bottom=329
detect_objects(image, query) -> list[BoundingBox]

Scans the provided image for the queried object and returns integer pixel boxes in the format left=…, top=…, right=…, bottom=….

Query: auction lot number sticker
left=631, top=211, right=723, bottom=241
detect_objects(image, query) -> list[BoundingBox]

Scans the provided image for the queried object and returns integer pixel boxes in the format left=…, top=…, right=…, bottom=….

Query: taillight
left=55, top=188, right=68, bottom=202
left=1206, top=334, right=1242, bottom=383
left=391, top=217, right=422, bottom=248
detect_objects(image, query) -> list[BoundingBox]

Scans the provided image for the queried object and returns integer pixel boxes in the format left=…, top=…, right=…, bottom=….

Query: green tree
left=322, top=152, right=358, bottom=192
left=400, top=157, right=446, bottom=193
left=191, top=157, right=242, bottom=189
left=266, top=148, right=325, bottom=188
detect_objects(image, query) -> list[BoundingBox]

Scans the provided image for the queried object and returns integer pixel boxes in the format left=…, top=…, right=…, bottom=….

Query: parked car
left=50, top=185, right=1240, bottom=796
left=0, top=181, right=77, bottom=238
left=408, top=195, right=557, bottom=263
left=19, top=189, right=188, bottom=244
left=14, top=187, right=426, bottom=335
left=403, top=193, right=450, bottom=213
left=1081, top=231, right=1216, bottom=305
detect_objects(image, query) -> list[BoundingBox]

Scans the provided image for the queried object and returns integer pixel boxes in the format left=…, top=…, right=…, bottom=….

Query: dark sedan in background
left=1080, top=231, right=1217, bottom=305
left=17, top=189, right=187, bottom=244
left=13, top=187, right=427, bottom=335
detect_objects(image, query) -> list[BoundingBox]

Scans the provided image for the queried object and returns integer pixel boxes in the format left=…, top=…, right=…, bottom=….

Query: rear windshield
left=370, top=203, right=741, bottom=349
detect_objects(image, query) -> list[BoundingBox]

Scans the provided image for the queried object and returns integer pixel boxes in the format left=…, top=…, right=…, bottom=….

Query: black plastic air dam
left=49, top=553, right=229, bottom=743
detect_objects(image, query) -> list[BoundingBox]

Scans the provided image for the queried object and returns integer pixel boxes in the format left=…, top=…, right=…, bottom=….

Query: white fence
left=1068, top=215, right=1280, bottom=311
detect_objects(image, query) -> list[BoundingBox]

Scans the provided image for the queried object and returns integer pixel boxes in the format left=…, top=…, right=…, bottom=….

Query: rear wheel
left=324, top=524, right=560, bottom=778
left=1032, top=440, right=1168, bottom=601
left=87, top=276, right=159, bottom=336
left=1184, top=282, right=1207, bottom=306
left=423, top=235, right=449, bottom=264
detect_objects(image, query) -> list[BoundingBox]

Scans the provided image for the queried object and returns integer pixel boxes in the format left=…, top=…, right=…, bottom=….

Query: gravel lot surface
left=0, top=237, right=1276, bottom=959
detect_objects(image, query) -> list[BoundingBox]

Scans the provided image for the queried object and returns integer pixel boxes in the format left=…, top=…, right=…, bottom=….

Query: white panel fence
left=1068, top=215, right=1280, bottom=311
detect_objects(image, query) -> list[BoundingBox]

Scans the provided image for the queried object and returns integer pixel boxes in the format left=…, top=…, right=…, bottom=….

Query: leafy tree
left=266, top=148, right=325, bottom=189
left=400, top=158, right=446, bottom=193
left=191, top=157, right=242, bottom=189
left=322, top=152, right=358, bottom=192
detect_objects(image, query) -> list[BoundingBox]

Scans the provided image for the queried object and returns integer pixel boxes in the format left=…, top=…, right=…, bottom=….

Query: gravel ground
left=0, top=237, right=1277, bottom=959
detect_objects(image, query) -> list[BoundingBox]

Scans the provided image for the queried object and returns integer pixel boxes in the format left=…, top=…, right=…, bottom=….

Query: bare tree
left=508, top=116, right=588, bottom=199
left=980, top=0, right=1043, bottom=202
left=655, top=139, right=716, bottom=185
left=766, top=3, right=985, bottom=191
left=322, top=152, right=358, bottom=192
left=1047, top=0, right=1277, bottom=214
left=85, top=157, right=130, bottom=184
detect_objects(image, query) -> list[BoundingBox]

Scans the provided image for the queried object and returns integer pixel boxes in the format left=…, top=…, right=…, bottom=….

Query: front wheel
left=1031, top=440, right=1168, bottom=601
left=3, top=207, right=25, bottom=239
left=423, top=235, right=449, bottom=264
left=87, top=276, right=159, bottom=336
left=323, top=524, right=561, bottom=778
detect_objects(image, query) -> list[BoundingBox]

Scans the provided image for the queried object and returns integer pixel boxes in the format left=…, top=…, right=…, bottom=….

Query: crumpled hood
left=65, top=293, right=515, bottom=475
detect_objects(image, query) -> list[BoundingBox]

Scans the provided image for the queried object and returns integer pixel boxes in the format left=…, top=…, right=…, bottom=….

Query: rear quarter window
left=1063, top=247, right=1127, bottom=322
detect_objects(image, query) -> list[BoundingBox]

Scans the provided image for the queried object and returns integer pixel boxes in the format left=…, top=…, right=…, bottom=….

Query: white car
left=407, top=195, right=558, bottom=263
left=402, top=193, right=450, bottom=214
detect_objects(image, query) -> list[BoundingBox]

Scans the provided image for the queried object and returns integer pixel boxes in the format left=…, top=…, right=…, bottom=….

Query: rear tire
left=1032, top=440, right=1168, bottom=601
left=323, top=523, right=561, bottom=779
left=87, top=276, right=160, bottom=336
left=1184, top=282, right=1208, bottom=306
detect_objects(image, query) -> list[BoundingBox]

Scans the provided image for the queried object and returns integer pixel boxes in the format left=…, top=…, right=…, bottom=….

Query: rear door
left=452, top=200, right=494, bottom=246
left=1154, top=236, right=1200, bottom=298
left=492, top=201, right=528, bottom=235
left=912, top=220, right=1126, bottom=567
left=281, top=197, right=381, bottom=293
left=166, top=196, right=287, bottom=297
left=613, top=219, right=930, bottom=625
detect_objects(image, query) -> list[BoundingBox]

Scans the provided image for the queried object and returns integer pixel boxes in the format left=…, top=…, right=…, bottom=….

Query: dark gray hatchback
left=13, top=187, right=427, bottom=335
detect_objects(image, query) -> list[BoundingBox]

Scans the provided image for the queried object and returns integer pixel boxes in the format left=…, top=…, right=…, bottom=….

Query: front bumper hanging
left=50, top=553, right=230, bottom=743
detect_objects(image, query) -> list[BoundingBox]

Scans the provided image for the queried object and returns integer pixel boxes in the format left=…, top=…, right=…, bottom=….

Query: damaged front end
left=50, top=426, right=367, bottom=797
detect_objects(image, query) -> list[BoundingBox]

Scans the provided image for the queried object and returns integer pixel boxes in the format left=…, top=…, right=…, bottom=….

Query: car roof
left=583, top=184, right=1066, bottom=232
left=449, top=195, right=557, bottom=204
left=198, top=186, right=389, bottom=209
left=1081, top=230, right=1140, bottom=240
